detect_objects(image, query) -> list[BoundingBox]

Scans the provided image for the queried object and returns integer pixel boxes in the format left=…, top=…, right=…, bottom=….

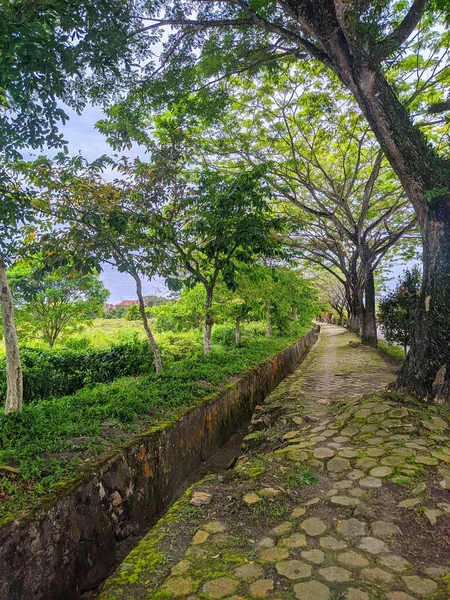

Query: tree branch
left=374, top=0, right=427, bottom=60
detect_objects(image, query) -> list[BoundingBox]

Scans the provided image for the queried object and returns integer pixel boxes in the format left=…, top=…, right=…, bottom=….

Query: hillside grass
left=378, top=339, right=405, bottom=363
left=0, top=325, right=310, bottom=522
left=0, top=318, right=149, bottom=357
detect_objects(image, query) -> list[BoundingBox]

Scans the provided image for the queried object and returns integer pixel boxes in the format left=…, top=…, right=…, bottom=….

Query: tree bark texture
left=361, top=271, right=378, bottom=348
left=347, top=290, right=363, bottom=335
left=133, top=273, right=162, bottom=374
left=204, top=287, right=214, bottom=355
left=0, top=261, right=23, bottom=414
left=285, top=1, right=450, bottom=396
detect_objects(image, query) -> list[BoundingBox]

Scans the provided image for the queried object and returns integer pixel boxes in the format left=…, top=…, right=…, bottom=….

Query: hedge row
left=0, top=342, right=153, bottom=404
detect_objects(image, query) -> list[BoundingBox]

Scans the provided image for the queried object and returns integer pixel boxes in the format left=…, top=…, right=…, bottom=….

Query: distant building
left=104, top=299, right=138, bottom=312
left=104, top=296, right=169, bottom=312
left=116, top=300, right=138, bottom=308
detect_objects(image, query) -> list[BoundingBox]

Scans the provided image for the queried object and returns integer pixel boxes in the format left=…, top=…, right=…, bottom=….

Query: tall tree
left=0, top=171, right=36, bottom=413
left=150, top=165, right=285, bottom=354
left=234, top=263, right=317, bottom=337
left=206, top=70, right=418, bottom=346
left=9, top=262, right=109, bottom=348
left=107, top=1, right=450, bottom=398
left=0, top=1, right=147, bottom=411
left=24, top=155, right=165, bottom=373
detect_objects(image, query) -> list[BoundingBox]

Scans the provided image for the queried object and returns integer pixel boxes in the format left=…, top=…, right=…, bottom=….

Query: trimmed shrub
left=211, top=324, right=236, bottom=346
left=0, top=340, right=153, bottom=404
left=158, top=332, right=203, bottom=361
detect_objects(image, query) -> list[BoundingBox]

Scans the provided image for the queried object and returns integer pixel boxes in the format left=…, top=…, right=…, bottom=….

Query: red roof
left=116, top=300, right=138, bottom=307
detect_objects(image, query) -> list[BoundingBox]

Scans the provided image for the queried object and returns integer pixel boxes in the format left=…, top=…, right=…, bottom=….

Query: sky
left=42, top=104, right=169, bottom=304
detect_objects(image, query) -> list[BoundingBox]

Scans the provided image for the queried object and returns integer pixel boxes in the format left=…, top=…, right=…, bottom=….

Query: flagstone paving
left=99, top=326, right=450, bottom=600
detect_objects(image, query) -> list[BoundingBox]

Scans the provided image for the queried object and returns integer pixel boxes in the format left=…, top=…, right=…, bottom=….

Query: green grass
left=280, top=468, right=318, bottom=489
left=0, top=318, right=149, bottom=357
left=378, top=339, right=405, bottom=363
left=64, top=318, right=149, bottom=348
left=0, top=326, right=309, bottom=521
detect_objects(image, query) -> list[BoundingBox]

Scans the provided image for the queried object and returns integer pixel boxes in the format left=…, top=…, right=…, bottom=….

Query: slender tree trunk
left=132, top=273, right=162, bottom=374
left=348, top=312, right=360, bottom=334
left=235, top=315, right=241, bottom=346
left=204, top=287, right=214, bottom=355
left=265, top=301, right=272, bottom=338
left=397, top=213, right=450, bottom=397
left=292, top=306, right=298, bottom=321
left=0, top=261, right=23, bottom=414
left=361, top=272, right=378, bottom=348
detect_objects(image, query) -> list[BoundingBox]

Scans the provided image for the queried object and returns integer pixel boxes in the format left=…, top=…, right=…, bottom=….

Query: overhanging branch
left=374, top=0, right=427, bottom=60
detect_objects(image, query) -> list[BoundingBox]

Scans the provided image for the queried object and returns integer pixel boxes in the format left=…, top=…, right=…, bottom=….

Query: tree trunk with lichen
left=0, top=261, right=23, bottom=413
left=285, top=5, right=450, bottom=397
left=361, top=271, right=377, bottom=348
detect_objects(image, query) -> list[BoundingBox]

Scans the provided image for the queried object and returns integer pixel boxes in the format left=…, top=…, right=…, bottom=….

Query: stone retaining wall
left=0, top=326, right=319, bottom=600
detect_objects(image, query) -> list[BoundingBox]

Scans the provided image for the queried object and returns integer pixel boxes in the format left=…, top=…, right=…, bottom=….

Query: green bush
left=63, top=336, right=92, bottom=351
left=243, top=321, right=267, bottom=339
left=211, top=324, right=236, bottom=346
left=159, top=332, right=203, bottom=360
left=0, top=340, right=153, bottom=404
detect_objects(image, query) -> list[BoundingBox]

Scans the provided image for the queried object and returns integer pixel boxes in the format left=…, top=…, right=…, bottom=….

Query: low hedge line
left=0, top=342, right=153, bottom=404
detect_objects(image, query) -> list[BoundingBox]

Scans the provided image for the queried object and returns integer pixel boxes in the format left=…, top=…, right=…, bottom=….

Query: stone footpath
left=99, top=326, right=450, bottom=600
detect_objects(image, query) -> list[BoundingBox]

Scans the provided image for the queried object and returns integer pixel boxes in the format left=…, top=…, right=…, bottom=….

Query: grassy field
left=65, top=318, right=149, bottom=348
left=378, top=339, right=405, bottom=363
left=0, top=318, right=149, bottom=357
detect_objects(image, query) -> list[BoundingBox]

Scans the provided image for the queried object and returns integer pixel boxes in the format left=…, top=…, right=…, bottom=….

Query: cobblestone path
left=100, top=326, right=450, bottom=600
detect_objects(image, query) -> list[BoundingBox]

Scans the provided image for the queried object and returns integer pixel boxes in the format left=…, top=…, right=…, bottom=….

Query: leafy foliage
left=9, top=262, right=109, bottom=347
left=0, top=0, right=143, bottom=156
left=0, top=340, right=153, bottom=405
left=378, top=267, right=422, bottom=352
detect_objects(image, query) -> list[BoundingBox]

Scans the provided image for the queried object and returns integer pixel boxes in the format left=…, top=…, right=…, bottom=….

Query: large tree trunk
left=204, top=287, right=214, bottom=355
left=235, top=315, right=241, bottom=346
left=292, top=306, right=298, bottom=321
left=0, top=261, right=23, bottom=414
left=397, top=212, right=450, bottom=397
left=361, top=272, right=377, bottom=348
left=348, top=311, right=360, bottom=334
left=265, top=301, right=272, bottom=338
left=132, top=273, right=162, bottom=374
left=347, top=290, right=363, bottom=335
left=288, top=4, right=450, bottom=396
